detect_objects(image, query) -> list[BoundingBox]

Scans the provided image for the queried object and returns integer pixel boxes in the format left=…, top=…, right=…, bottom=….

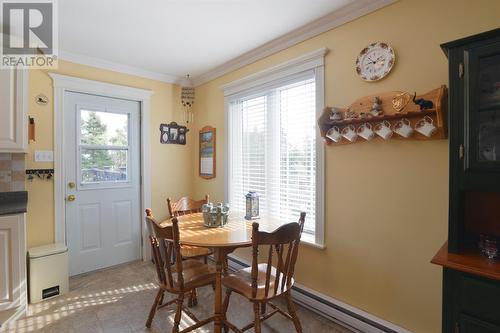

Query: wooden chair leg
left=261, top=303, right=266, bottom=315
left=188, top=289, right=198, bottom=307
left=285, top=291, right=303, bottom=333
left=173, top=294, right=184, bottom=333
left=222, top=289, right=232, bottom=333
left=253, top=302, right=262, bottom=333
left=158, top=291, right=165, bottom=306
left=146, top=289, right=164, bottom=328
left=223, top=258, right=229, bottom=276
left=204, top=255, right=208, bottom=264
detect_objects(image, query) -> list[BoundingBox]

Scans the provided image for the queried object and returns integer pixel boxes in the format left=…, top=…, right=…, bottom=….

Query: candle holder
left=202, top=203, right=229, bottom=228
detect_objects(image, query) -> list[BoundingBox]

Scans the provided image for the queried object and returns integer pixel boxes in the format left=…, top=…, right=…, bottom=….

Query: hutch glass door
left=468, top=43, right=500, bottom=170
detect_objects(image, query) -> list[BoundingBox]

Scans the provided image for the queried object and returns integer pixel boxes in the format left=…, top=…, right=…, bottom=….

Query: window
left=79, top=110, right=130, bottom=184
left=224, top=49, right=325, bottom=246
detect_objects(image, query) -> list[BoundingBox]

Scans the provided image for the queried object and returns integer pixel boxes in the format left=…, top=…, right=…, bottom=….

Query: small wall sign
left=160, top=122, right=188, bottom=145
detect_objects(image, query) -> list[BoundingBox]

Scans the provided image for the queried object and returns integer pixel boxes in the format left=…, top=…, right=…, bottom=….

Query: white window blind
left=227, top=71, right=317, bottom=234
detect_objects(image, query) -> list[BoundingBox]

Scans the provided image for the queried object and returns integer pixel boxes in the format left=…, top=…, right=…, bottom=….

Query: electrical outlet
left=34, top=150, right=54, bottom=162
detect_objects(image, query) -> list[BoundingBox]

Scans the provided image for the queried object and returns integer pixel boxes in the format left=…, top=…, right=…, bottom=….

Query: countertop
left=0, top=191, right=28, bottom=216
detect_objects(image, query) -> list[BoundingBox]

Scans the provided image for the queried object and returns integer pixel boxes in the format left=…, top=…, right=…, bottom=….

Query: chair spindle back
left=167, top=195, right=209, bottom=217
left=251, top=212, right=306, bottom=299
left=145, top=209, right=185, bottom=290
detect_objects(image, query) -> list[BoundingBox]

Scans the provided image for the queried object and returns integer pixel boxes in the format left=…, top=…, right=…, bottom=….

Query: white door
left=64, top=92, right=141, bottom=276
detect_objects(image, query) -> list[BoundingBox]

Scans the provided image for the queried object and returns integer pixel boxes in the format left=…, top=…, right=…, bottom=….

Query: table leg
left=214, top=248, right=224, bottom=333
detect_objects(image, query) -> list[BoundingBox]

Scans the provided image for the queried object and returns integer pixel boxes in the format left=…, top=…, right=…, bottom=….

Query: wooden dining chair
left=167, top=195, right=213, bottom=262
left=221, top=213, right=306, bottom=333
left=167, top=195, right=213, bottom=306
left=145, top=209, right=216, bottom=333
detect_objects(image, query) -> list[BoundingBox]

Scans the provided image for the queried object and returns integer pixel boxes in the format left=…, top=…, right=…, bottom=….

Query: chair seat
left=180, top=245, right=212, bottom=259
left=163, top=259, right=216, bottom=291
left=222, top=264, right=293, bottom=301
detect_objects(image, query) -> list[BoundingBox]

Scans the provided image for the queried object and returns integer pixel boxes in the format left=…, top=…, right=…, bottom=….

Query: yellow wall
left=26, top=60, right=193, bottom=247
left=190, top=0, right=500, bottom=332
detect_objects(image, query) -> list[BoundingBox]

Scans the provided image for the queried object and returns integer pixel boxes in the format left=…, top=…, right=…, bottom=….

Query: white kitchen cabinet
left=0, top=214, right=26, bottom=326
left=0, top=69, right=28, bottom=152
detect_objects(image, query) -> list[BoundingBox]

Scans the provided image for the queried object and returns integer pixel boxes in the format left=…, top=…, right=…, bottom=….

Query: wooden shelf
left=431, top=241, right=500, bottom=281
left=318, top=85, right=448, bottom=146
left=326, top=109, right=437, bottom=126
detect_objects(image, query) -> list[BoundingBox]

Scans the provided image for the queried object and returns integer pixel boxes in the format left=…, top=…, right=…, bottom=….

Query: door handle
left=67, top=195, right=76, bottom=202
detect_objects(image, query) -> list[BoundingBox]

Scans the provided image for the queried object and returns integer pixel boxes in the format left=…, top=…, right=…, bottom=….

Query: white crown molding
left=193, top=0, right=398, bottom=87
left=58, top=50, right=181, bottom=84
left=56, top=0, right=397, bottom=86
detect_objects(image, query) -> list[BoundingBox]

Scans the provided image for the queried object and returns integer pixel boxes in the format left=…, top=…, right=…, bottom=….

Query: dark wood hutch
left=432, top=28, right=500, bottom=333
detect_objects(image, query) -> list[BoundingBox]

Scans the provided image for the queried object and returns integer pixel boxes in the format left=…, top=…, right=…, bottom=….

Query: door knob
left=67, top=195, right=76, bottom=202
left=68, top=182, right=76, bottom=188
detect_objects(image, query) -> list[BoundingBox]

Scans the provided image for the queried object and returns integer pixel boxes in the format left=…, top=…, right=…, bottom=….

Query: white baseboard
left=226, top=255, right=412, bottom=333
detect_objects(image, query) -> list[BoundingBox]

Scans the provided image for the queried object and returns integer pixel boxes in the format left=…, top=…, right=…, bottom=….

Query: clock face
left=355, top=42, right=395, bottom=82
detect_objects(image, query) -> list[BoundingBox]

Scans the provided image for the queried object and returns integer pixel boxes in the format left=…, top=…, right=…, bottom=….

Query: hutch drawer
left=459, top=274, right=500, bottom=326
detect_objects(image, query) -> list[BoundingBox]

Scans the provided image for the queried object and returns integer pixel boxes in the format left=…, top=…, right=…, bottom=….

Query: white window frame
left=222, top=48, right=327, bottom=248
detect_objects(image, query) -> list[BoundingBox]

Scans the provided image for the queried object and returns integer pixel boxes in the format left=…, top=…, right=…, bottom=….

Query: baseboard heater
left=225, top=255, right=412, bottom=333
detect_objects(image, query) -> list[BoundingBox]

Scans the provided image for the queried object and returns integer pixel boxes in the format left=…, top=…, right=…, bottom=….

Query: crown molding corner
left=58, top=50, right=181, bottom=84
left=192, top=0, right=398, bottom=87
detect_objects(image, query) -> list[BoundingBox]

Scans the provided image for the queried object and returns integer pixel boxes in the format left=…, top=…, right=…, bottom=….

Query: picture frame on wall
left=199, top=126, right=216, bottom=179
left=160, top=122, right=188, bottom=145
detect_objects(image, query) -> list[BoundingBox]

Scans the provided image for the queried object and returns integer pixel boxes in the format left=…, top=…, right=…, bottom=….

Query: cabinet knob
left=459, top=144, right=464, bottom=160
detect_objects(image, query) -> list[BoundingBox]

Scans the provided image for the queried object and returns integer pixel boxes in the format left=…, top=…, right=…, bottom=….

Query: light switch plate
left=34, top=150, right=54, bottom=162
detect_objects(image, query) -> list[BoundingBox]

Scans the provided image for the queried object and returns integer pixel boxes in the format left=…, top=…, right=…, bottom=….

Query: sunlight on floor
left=1, top=283, right=157, bottom=333
left=0, top=261, right=352, bottom=333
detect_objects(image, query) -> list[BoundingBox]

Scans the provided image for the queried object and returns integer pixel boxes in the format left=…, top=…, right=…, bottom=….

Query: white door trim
left=49, top=73, right=153, bottom=261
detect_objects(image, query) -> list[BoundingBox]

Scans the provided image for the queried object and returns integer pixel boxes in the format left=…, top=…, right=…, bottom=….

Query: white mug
left=341, top=125, right=358, bottom=142
left=415, top=116, right=437, bottom=137
left=394, top=118, right=414, bottom=138
left=357, top=123, right=374, bottom=141
left=326, top=126, right=342, bottom=142
left=374, top=121, right=393, bottom=140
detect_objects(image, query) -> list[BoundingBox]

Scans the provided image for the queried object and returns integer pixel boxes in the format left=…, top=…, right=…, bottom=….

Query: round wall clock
left=355, top=42, right=395, bottom=82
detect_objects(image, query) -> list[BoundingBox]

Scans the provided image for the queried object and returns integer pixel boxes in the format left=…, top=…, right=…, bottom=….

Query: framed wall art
left=160, top=122, right=188, bottom=145
left=199, top=126, right=216, bottom=179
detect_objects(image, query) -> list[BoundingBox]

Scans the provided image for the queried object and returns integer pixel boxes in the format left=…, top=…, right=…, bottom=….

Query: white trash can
left=28, top=243, right=69, bottom=303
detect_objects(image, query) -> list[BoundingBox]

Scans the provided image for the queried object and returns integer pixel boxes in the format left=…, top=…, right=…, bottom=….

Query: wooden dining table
left=162, top=212, right=284, bottom=333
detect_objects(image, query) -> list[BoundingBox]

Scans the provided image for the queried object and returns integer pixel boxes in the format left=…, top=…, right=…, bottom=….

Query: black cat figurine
left=412, top=92, right=433, bottom=110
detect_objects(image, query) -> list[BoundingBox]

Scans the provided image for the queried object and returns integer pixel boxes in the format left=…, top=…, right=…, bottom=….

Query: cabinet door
left=0, top=214, right=26, bottom=312
left=462, top=41, right=500, bottom=188
left=0, top=69, right=27, bottom=152
left=460, top=314, right=500, bottom=333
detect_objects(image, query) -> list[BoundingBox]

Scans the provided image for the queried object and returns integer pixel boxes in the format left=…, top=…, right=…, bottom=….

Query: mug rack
left=318, top=85, right=447, bottom=145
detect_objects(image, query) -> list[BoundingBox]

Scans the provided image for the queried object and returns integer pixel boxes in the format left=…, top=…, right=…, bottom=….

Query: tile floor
left=0, top=261, right=354, bottom=333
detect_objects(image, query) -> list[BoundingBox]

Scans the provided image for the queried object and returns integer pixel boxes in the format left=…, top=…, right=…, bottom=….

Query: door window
left=79, top=109, right=130, bottom=185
